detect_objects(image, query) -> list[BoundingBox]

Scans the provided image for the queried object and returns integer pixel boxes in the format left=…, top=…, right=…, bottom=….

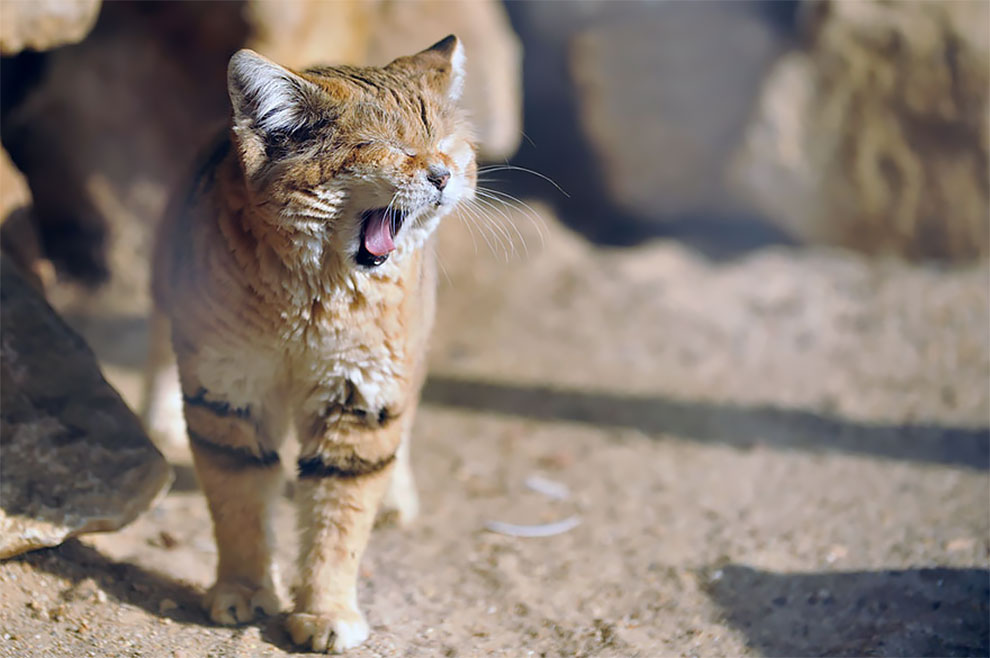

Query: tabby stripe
left=418, top=96, right=431, bottom=136
left=183, top=388, right=251, bottom=419
left=297, top=452, right=396, bottom=479
left=337, top=69, right=378, bottom=91
left=188, top=430, right=280, bottom=468
left=321, top=403, right=397, bottom=429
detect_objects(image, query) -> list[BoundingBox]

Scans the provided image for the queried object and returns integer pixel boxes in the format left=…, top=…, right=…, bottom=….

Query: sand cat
left=146, top=36, right=475, bottom=652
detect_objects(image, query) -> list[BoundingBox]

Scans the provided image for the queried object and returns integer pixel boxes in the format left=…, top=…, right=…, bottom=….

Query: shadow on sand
left=421, top=375, right=990, bottom=471
left=13, top=539, right=299, bottom=651
left=703, top=564, right=990, bottom=657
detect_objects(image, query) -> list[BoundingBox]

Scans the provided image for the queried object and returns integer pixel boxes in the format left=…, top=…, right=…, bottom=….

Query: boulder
left=0, top=0, right=101, bottom=54
left=244, top=0, right=372, bottom=70
left=0, top=259, right=172, bottom=559
left=568, top=2, right=785, bottom=223
left=2, top=2, right=245, bottom=300
left=0, top=147, right=31, bottom=220
left=730, top=0, right=990, bottom=260
left=0, top=147, right=52, bottom=293
left=503, top=1, right=794, bottom=244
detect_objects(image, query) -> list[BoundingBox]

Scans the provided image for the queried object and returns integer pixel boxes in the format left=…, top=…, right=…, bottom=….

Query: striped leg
left=181, top=383, right=286, bottom=625
left=287, top=405, right=402, bottom=653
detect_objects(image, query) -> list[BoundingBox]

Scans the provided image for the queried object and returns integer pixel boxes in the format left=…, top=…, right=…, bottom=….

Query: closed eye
left=386, top=141, right=416, bottom=158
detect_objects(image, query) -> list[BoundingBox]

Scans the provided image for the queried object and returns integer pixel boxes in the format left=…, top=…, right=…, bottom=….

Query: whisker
left=435, top=244, right=452, bottom=286
left=470, top=195, right=527, bottom=258
left=460, top=202, right=507, bottom=261
left=459, top=201, right=508, bottom=261
left=474, top=187, right=547, bottom=250
left=468, top=197, right=518, bottom=261
left=475, top=165, right=569, bottom=198
left=383, top=191, right=400, bottom=235
left=452, top=206, right=481, bottom=256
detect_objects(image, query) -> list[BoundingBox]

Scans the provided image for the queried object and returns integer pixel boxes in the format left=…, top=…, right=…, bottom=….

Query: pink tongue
left=363, top=210, right=395, bottom=257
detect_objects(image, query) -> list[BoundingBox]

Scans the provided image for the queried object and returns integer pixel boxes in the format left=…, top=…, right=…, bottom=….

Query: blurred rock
left=502, top=1, right=796, bottom=246
left=2, top=1, right=247, bottom=304
left=0, top=147, right=52, bottom=293
left=569, top=2, right=785, bottom=223
left=0, top=259, right=171, bottom=559
left=0, top=0, right=101, bottom=54
left=245, top=0, right=372, bottom=69
left=731, top=0, right=990, bottom=260
left=0, top=147, right=30, bottom=219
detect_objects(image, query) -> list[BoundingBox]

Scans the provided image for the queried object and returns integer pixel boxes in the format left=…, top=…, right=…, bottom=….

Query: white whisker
left=475, top=165, right=569, bottom=198
left=452, top=207, right=481, bottom=256
left=470, top=195, right=527, bottom=258
left=458, top=201, right=505, bottom=261
left=474, top=187, right=547, bottom=250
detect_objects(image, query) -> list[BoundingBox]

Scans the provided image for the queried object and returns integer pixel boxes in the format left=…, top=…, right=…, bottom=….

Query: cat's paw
left=286, top=607, right=369, bottom=653
left=203, top=581, right=281, bottom=625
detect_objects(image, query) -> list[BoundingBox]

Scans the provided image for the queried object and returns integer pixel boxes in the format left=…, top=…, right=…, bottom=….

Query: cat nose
left=426, top=165, right=450, bottom=191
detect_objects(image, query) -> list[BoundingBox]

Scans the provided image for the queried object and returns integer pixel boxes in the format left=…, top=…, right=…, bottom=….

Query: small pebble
left=946, top=537, right=975, bottom=552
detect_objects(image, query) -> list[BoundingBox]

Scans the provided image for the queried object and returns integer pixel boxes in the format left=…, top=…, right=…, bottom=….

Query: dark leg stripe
left=188, top=430, right=280, bottom=468
left=321, top=403, right=398, bottom=429
left=297, top=452, right=396, bottom=479
left=183, top=387, right=251, bottom=419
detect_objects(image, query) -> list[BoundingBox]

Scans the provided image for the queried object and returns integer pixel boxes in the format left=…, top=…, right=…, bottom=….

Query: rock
left=0, top=0, right=101, bottom=54
left=0, top=147, right=31, bottom=221
left=244, top=0, right=372, bottom=70
left=0, top=147, right=51, bottom=293
left=568, top=2, right=786, bottom=224
left=730, top=0, right=990, bottom=260
left=503, top=1, right=795, bottom=244
left=2, top=1, right=246, bottom=298
left=0, top=259, right=171, bottom=559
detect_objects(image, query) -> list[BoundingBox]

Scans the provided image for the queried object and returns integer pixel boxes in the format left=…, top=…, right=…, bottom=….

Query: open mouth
left=356, top=207, right=407, bottom=267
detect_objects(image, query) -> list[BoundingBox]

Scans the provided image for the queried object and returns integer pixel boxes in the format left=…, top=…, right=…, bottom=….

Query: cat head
left=227, top=35, right=476, bottom=268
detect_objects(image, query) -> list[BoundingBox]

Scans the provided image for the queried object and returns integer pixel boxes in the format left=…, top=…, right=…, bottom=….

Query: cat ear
left=388, top=35, right=466, bottom=103
left=227, top=49, right=321, bottom=135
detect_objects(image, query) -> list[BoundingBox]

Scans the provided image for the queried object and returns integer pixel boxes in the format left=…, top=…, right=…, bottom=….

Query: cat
left=145, top=35, right=475, bottom=652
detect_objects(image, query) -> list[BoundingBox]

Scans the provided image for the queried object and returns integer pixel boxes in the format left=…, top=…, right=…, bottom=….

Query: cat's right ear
left=227, top=50, right=327, bottom=177
left=227, top=49, right=323, bottom=135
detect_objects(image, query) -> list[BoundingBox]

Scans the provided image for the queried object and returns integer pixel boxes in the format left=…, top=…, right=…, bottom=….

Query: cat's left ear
left=388, top=35, right=466, bottom=103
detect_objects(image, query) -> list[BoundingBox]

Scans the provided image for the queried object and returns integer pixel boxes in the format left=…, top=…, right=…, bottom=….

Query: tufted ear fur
left=227, top=49, right=332, bottom=178
left=228, top=49, right=327, bottom=135
left=386, top=35, right=466, bottom=103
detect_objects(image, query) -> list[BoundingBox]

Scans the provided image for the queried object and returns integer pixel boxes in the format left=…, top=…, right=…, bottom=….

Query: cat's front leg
left=178, top=366, right=287, bottom=626
left=288, top=407, right=401, bottom=653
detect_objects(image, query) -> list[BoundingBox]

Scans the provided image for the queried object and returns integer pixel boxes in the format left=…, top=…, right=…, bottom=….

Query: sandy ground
left=1, top=203, right=988, bottom=657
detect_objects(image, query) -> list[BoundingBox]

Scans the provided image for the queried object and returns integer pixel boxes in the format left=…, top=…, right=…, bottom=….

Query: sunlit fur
left=148, top=36, right=475, bottom=653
